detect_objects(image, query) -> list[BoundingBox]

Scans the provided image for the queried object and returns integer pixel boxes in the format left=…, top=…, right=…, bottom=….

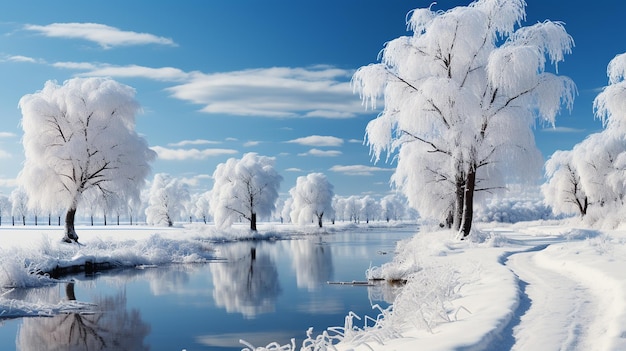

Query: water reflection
left=15, top=283, right=150, bottom=351
left=290, top=237, right=333, bottom=291
left=210, top=242, right=281, bottom=319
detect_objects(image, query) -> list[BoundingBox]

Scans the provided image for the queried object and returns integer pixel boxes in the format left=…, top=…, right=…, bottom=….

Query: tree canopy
left=288, top=172, right=335, bottom=228
left=353, top=0, right=575, bottom=237
left=18, top=77, right=155, bottom=242
left=209, top=153, right=282, bottom=231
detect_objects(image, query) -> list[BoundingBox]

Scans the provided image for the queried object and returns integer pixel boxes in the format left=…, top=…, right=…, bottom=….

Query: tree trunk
left=317, top=213, right=323, bottom=228
left=250, top=212, right=257, bottom=231
left=64, top=207, right=79, bottom=243
left=453, top=174, right=465, bottom=231
left=576, top=196, right=588, bottom=217
left=459, top=166, right=476, bottom=238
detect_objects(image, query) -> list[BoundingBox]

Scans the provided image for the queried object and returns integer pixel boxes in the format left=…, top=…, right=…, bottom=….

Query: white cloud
left=166, top=66, right=365, bottom=118
left=7, top=55, right=36, bottom=63
left=541, top=126, right=586, bottom=133
left=0, top=177, right=17, bottom=188
left=244, top=141, right=260, bottom=147
left=167, top=139, right=221, bottom=147
left=298, top=149, right=342, bottom=157
left=0, top=150, right=11, bottom=159
left=24, top=23, right=176, bottom=49
left=329, top=164, right=394, bottom=176
left=0, top=132, right=17, bottom=138
left=54, top=62, right=189, bottom=82
left=348, top=138, right=363, bottom=143
left=285, top=168, right=303, bottom=172
left=286, top=135, right=343, bottom=147
left=151, top=146, right=237, bottom=160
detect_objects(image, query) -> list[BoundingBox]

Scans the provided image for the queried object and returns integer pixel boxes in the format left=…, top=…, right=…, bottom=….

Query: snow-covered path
left=506, top=246, right=599, bottom=351
left=327, top=223, right=626, bottom=351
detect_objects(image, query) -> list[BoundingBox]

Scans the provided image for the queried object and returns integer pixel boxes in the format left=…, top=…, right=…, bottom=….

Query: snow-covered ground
left=0, top=220, right=625, bottom=350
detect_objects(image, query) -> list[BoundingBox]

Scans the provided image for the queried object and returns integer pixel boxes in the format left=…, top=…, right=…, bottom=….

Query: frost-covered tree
left=353, top=0, right=575, bottom=237
left=360, top=195, right=380, bottom=223
left=18, top=77, right=155, bottom=242
left=380, top=193, right=407, bottom=222
left=193, top=191, right=212, bottom=224
left=210, top=153, right=282, bottom=231
left=0, top=195, right=10, bottom=226
left=345, top=195, right=361, bottom=223
left=10, top=188, right=28, bottom=226
left=289, top=173, right=335, bottom=228
left=544, top=52, right=626, bottom=227
left=145, top=173, right=190, bottom=227
left=542, top=150, right=588, bottom=217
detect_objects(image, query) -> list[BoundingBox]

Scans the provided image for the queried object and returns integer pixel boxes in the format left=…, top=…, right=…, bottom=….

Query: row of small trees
left=1, top=164, right=412, bottom=229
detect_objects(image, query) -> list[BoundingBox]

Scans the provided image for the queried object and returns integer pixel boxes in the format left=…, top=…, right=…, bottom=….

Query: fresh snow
left=0, top=220, right=625, bottom=351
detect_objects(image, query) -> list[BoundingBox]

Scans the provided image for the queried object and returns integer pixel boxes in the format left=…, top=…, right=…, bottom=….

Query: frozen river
left=0, top=224, right=415, bottom=350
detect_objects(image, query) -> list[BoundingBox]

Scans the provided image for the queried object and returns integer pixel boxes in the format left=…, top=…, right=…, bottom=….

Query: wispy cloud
left=167, top=139, right=221, bottom=147
left=166, top=66, right=364, bottom=118
left=286, top=135, right=343, bottom=147
left=244, top=141, right=261, bottom=147
left=298, top=149, right=342, bottom=157
left=54, top=62, right=189, bottom=81
left=16, top=55, right=366, bottom=119
left=0, top=149, right=12, bottom=159
left=348, top=138, right=363, bottom=143
left=541, top=126, right=586, bottom=133
left=24, top=23, right=176, bottom=49
left=329, top=164, right=393, bottom=176
left=151, top=146, right=237, bottom=160
left=0, top=132, right=17, bottom=138
left=6, top=55, right=36, bottom=63
left=285, top=168, right=303, bottom=172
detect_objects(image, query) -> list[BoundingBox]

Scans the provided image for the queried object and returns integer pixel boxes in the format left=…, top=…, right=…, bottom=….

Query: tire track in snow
left=504, top=246, right=599, bottom=351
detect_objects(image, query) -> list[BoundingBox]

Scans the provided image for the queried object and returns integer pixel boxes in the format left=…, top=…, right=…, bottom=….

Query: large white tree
left=145, top=173, right=190, bottom=227
left=353, top=0, right=575, bottom=237
left=18, top=77, right=155, bottom=242
left=210, top=153, right=282, bottom=231
left=289, top=173, right=335, bottom=228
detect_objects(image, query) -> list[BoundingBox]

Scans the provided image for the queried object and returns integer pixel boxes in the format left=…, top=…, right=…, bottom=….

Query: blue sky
left=0, top=0, right=620, bottom=199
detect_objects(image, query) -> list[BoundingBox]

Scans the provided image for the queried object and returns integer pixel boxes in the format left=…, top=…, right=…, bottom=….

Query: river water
left=0, top=224, right=416, bottom=350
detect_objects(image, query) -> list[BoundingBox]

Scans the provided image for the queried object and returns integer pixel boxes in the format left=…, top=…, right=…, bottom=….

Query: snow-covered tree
left=289, top=173, right=335, bottom=228
left=345, top=195, right=361, bottom=223
left=10, top=188, right=28, bottom=226
left=380, top=193, right=407, bottom=222
left=544, top=52, right=626, bottom=227
left=210, top=153, right=282, bottom=231
left=0, top=195, right=10, bottom=226
left=359, top=195, right=380, bottom=223
left=542, top=150, right=588, bottom=217
left=145, top=173, right=190, bottom=227
left=193, top=191, right=212, bottom=224
left=353, top=0, right=575, bottom=237
left=18, top=77, right=156, bottom=242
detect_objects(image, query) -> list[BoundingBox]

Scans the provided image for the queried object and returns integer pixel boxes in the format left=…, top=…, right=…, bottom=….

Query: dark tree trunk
left=459, top=166, right=476, bottom=238
left=317, top=212, right=323, bottom=228
left=576, top=196, right=588, bottom=217
left=117, top=215, right=120, bottom=225
left=104, top=215, right=107, bottom=226
left=22, top=216, right=25, bottom=226
left=453, top=174, right=465, bottom=231
left=250, top=212, right=257, bottom=231
left=64, top=207, right=79, bottom=243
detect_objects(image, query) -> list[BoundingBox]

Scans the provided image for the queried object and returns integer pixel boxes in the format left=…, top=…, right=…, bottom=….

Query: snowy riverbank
left=1, top=220, right=625, bottom=350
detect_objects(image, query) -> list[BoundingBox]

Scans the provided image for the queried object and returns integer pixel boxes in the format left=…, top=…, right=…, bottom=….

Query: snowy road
left=505, top=246, right=599, bottom=351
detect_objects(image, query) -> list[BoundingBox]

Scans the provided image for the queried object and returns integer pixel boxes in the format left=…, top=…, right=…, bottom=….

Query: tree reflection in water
left=16, top=283, right=150, bottom=351
left=290, top=237, right=333, bottom=291
left=210, top=242, right=281, bottom=318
